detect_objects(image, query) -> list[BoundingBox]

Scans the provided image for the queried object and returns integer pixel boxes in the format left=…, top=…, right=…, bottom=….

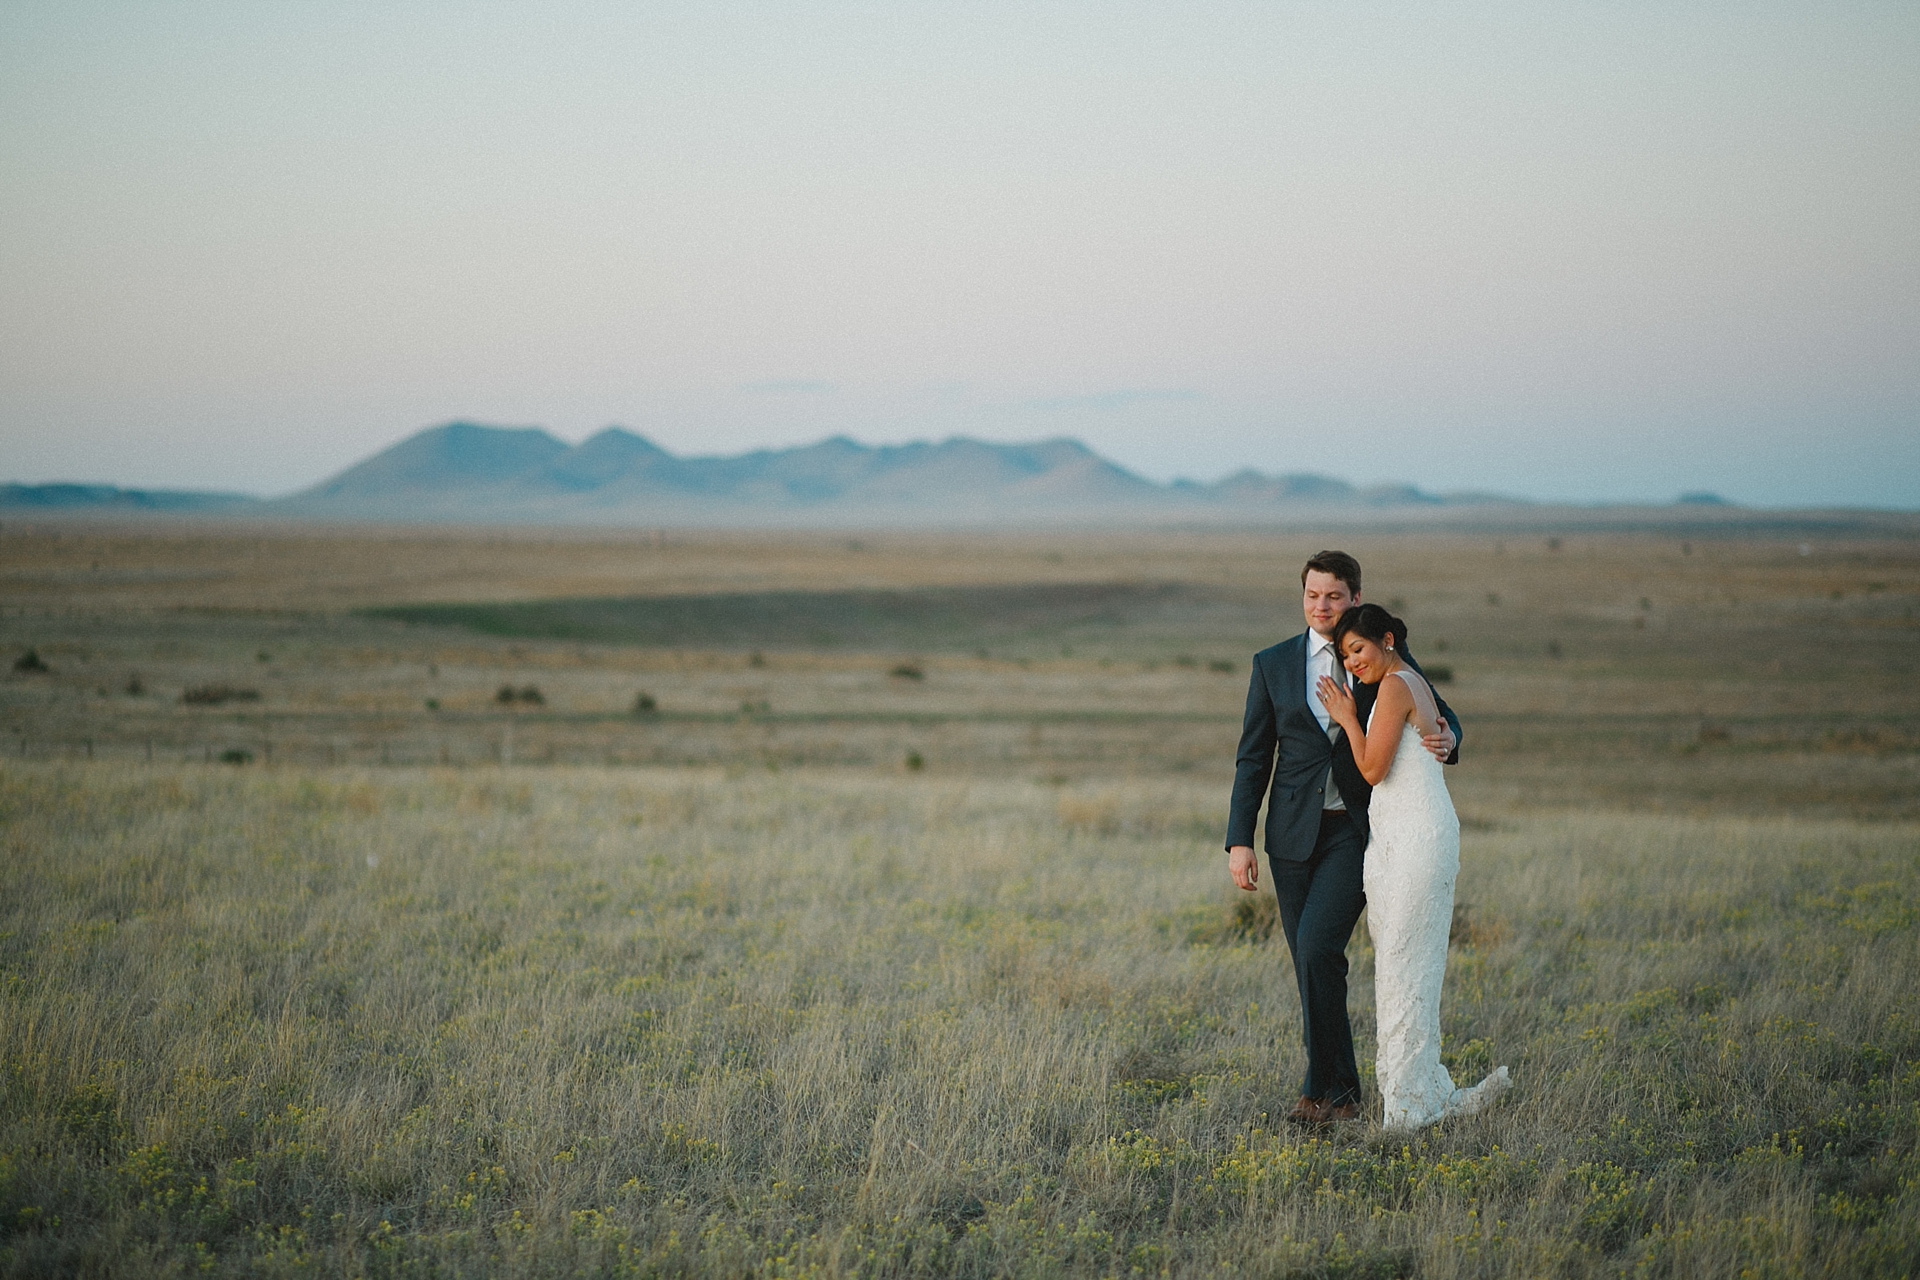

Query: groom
left=1225, top=550, right=1462, bottom=1123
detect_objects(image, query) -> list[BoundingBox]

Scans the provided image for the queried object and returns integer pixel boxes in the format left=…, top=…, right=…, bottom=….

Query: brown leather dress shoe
left=1322, top=1101, right=1361, bottom=1123
left=1287, top=1096, right=1329, bottom=1124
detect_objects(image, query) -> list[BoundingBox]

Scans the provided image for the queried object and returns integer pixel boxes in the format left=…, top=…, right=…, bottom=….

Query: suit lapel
left=1279, top=632, right=1315, bottom=727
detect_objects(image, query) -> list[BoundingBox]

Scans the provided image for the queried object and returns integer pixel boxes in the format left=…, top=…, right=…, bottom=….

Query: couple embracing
left=1226, top=550, right=1510, bottom=1129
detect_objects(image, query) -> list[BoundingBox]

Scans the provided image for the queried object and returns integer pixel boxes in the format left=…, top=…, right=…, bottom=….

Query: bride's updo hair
left=1332, top=603, right=1409, bottom=656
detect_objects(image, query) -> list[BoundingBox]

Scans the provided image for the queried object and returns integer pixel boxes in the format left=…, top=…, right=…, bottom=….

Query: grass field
left=2, top=519, right=1918, bottom=1276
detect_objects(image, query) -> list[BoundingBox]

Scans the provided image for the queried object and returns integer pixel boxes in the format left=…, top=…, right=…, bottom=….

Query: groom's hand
left=1229, top=845, right=1259, bottom=891
left=1421, top=723, right=1456, bottom=762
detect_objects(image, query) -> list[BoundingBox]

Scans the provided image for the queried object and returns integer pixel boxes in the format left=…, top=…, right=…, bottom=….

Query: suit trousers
left=1269, top=810, right=1367, bottom=1105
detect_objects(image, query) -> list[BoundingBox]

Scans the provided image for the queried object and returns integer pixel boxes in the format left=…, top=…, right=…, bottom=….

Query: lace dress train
left=1364, top=671, right=1512, bottom=1129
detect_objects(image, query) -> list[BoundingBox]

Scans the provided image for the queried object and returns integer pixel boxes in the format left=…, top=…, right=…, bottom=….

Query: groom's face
left=1302, top=570, right=1358, bottom=638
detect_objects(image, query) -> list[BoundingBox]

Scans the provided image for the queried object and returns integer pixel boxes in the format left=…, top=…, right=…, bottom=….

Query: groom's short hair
left=1301, top=550, right=1361, bottom=596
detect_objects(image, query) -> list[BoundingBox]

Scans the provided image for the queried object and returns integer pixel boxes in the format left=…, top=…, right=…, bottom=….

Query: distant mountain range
left=0, top=482, right=255, bottom=514
left=4, top=421, right=1730, bottom=526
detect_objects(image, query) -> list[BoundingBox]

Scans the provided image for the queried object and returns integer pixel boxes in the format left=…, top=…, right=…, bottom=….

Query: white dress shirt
left=1307, top=630, right=1347, bottom=811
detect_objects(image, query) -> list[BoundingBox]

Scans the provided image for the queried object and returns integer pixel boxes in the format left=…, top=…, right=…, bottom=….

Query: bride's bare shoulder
left=1390, top=667, right=1427, bottom=694
left=1373, top=673, right=1415, bottom=711
left=1390, top=668, right=1438, bottom=720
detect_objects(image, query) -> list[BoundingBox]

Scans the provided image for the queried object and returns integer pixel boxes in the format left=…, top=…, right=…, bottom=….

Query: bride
left=1316, top=604, right=1511, bottom=1129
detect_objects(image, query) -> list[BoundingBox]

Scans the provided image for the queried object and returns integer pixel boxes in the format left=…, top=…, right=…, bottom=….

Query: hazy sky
left=3, top=2, right=1916, bottom=505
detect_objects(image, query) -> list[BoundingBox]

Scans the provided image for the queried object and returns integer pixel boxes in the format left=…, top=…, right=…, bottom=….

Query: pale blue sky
left=2, top=2, right=1915, bottom=505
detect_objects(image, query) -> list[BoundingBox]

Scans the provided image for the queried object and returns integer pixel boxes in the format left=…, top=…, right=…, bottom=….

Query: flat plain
left=2, top=518, right=1918, bottom=1277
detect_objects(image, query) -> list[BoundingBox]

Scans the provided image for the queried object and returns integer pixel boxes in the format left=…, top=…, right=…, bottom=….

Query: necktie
left=1321, top=641, right=1347, bottom=810
left=1327, top=646, right=1348, bottom=697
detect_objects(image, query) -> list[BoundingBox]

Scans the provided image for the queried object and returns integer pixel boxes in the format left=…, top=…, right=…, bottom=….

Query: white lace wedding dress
left=1365, top=669, right=1511, bottom=1129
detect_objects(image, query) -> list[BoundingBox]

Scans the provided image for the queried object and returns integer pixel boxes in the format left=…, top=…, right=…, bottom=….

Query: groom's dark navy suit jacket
left=1226, top=632, right=1463, bottom=861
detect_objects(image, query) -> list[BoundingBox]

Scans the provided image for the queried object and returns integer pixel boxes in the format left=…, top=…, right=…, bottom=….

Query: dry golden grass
left=4, top=522, right=1918, bottom=809
left=2, top=763, right=1916, bottom=1277
left=1, top=520, right=1917, bottom=1275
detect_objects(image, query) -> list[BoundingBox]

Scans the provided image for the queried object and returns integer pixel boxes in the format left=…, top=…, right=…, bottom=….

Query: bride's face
left=1339, top=633, right=1394, bottom=684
